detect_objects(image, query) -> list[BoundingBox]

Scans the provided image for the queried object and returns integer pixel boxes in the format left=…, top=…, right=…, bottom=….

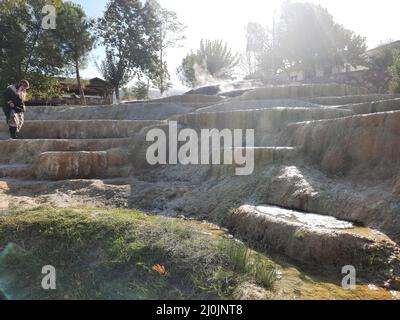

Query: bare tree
left=149, top=0, right=186, bottom=95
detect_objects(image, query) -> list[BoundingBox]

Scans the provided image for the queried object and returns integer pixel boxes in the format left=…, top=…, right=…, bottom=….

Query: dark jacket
left=3, top=85, right=25, bottom=122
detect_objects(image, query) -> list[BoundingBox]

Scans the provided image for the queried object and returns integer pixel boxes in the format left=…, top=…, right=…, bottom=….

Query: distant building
left=282, top=62, right=367, bottom=83
left=27, top=77, right=113, bottom=106
left=281, top=40, right=400, bottom=83
left=277, top=40, right=400, bottom=93
left=366, top=40, right=400, bottom=59
left=59, top=77, right=113, bottom=105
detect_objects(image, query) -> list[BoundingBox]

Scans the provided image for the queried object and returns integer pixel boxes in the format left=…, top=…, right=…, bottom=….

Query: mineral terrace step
left=175, top=107, right=355, bottom=146
left=0, top=120, right=165, bottom=140
left=306, top=94, right=400, bottom=106
left=175, top=108, right=354, bottom=147
left=32, top=149, right=131, bottom=180
left=333, top=98, right=400, bottom=115
left=21, top=103, right=204, bottom=121
left=233, top=84, right=366, bottom=101
left=228, top=205, right=400, bottom=275
left=0, top=164, right=33, bottom=179
left=150, top=94, right=224, bottom=104
left=277, top=110, right=400, bottom=179
left=209, top=147, right=297, bottom=177
left=195, top=99, right=321, bottom=113
left=0, top=138, right=134, bottom=164
left=236, top=146, right=297, bottom=162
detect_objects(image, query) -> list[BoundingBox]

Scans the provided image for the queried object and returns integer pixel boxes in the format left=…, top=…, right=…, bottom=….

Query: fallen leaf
left=152, top=264, right=166, bottom=275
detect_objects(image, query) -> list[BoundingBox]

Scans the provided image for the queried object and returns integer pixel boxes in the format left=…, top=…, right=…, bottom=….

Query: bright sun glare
left=77, top=0, right=400, bottom=87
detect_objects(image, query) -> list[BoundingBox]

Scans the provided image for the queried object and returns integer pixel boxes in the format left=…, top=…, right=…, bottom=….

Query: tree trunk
left=75, top=61, right=86, bottom=105
left=304, top=62, right=316, bottom=81
left=311, top=63, right=317, bottom=79
left=147, top=79, right=150, bottom=100
left=115, top=86, right=120, bottom=103
left=159, top=34, right=164, bottom=96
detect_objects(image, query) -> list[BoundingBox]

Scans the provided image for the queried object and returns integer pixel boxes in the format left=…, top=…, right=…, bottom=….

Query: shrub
left=249, top=254, right=277, bottom=288
left=221, top=240, right=249, bottom=273
left=389, top=49, right=400, bottom=94
left=220, top=239, right=277, bottom=288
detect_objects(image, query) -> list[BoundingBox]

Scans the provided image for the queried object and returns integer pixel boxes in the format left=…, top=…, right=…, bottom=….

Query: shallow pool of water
left=248, top=205, right=354, bottom=229
left=273, top=265, right=398, bottom=300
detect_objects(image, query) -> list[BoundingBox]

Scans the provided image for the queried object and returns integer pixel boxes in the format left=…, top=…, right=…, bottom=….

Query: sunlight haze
left=73, top=0, right=400, bottom=89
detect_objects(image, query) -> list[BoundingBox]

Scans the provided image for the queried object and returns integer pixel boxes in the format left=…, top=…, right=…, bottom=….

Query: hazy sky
left=71, top=0, right=400, bottom=88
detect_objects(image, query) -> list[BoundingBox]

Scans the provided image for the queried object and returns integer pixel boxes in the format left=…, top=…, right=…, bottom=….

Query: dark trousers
left=9, top=126, right=17, bottom=139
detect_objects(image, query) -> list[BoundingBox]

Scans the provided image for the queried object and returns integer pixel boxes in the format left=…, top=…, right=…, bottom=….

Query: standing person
left=3, top=80, right=30, bottom=139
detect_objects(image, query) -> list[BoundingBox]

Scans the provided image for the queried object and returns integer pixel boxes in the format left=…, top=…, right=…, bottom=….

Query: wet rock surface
left=227, top=205, right=400, bottom=276
left=235, top=84, right=367, bottom=101
left=10, top=103, right=205, bottom=121
left=0, top=120, right=164, bottom=140
left=33, top=149, right=131, bottom=180
left=305, top=94, right=400, bottom=106
left=195, top=99, right=321, bottom=113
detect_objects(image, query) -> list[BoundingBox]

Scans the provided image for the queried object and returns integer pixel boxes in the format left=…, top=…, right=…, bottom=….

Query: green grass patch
left=0, top=208, right=277, bottom=300
left=219, top=240, right=277, bottom=289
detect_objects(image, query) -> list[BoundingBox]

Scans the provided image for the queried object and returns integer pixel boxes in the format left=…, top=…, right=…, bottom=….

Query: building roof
left=367, top=40, right=400, bottom=57
left=88, top=77, right=111, bottom=87
left=58, top=77, right=112, bottom=96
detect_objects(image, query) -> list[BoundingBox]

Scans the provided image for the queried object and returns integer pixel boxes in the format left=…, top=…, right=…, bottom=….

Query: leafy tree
left=0, top=0, right=26, bottom=87
left=97, top=48, right=130, bottom=101
left=97, top=0, right=160, bottom=103
left=176, top=52, right=198, bottom=88
left=0, top=0, right=65, bottom=93
left=389, top=49, right=400, bottom=94
left=276, top=2, right=367, bottom=79
left=132, top=81, right=150, bottom=100
left=56, top=1, right=95, bottom=104
left=27, top=74, right=64, bottom=105
left=149, top=0, right=186, bottom=95
left=367, top=46, right=396, bottom=93
left=365, top=41, right=400, bottom=92
left=177, top=40, right=239, bottom=88
left=196, top=39, right=240, bottom=80
left=121, top=87, right=133, bottom=101
left=121, top=81, right=150, bottom=101
left=241, top=22, right=270, bottom=77
left=241, top=22, right=283, bottom=79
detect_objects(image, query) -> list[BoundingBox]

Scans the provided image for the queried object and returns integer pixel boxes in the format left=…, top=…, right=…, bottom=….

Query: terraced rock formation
left=1, top=83, right=400, bottom=298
